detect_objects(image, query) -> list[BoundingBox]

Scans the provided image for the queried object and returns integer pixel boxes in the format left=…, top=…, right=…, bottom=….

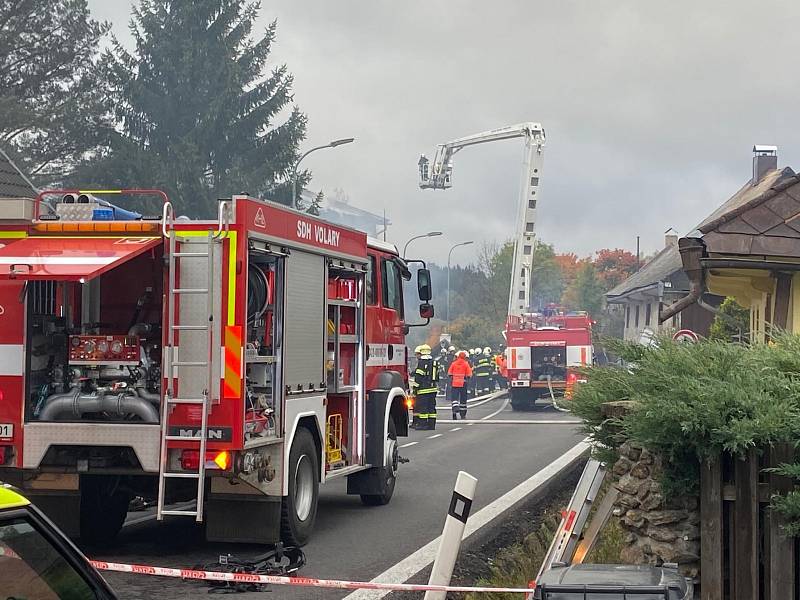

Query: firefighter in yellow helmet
left=411, top=344, right=439, bottom=430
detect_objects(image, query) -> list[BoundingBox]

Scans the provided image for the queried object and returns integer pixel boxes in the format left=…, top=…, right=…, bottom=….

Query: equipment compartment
left=23, top=245, right=164, bottom=424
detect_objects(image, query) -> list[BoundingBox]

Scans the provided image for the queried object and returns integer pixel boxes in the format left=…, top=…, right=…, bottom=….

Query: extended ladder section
left=156, top=202, right=228, bottom=521
left=536, top=459, right=607, bottom=580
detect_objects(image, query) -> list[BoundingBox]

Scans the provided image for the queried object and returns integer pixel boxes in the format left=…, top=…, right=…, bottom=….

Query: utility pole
left=636, top=236, right=640, bottom=271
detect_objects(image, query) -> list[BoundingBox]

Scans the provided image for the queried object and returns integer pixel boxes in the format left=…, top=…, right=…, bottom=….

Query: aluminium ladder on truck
left=535, top=458, right=608, bottom=581
left=156, top=202, right=229, bottom=521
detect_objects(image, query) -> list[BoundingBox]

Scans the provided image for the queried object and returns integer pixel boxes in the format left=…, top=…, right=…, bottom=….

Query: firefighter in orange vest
left=495, top=351, right=508, bottom=389
left=448, top=350, right=473, bottom=420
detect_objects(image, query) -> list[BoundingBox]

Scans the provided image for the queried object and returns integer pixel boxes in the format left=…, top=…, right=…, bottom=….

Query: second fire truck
left=419, top=123, right=594, bottom=409
left=0, top=190, right=432, bottom=545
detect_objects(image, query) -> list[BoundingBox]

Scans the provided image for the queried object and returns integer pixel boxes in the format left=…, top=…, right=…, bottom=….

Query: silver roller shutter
left=283, top=250, right=325, bottom=392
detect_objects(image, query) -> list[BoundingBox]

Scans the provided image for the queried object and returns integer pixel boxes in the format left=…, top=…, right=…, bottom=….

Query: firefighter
left=448, top=350, right=472, bottom=419
left=474, top=347, right=494, bottom=395
left=437, top=345, right=455, bottom=396
left=468, top=348, right=481, bottom=397
left=411, top=344, right=438, bottom=430
left=495, top=350, right=508, bottom=389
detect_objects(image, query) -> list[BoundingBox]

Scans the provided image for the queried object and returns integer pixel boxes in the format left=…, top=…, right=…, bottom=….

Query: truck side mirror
left=419, top=303, right=434, bottom=319
left=417, top=268, right=432, bottom=302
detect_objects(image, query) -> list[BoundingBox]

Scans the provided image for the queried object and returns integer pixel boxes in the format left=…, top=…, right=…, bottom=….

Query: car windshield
left=0, top=516, right=97, bottom=600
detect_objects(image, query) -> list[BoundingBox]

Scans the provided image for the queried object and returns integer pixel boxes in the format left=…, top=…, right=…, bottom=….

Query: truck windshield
left=0, top=516, right=98, bottom=600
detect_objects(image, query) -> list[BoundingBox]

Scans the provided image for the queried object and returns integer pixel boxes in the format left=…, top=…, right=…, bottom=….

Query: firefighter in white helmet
left=411, top=344, right=438, bottom=430
left=471, top=347, right=492, bottom=395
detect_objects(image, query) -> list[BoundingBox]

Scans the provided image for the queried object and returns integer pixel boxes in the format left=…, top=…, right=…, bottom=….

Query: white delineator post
left=424, top=471, right=478, bottom=600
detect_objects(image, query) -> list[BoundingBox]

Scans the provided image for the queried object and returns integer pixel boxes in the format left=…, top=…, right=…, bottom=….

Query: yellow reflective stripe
left=0, top=231, right=27, bottom=238
left=0, top=485, right=29, bottom=509
left=175, top=230, right=237, bottom=325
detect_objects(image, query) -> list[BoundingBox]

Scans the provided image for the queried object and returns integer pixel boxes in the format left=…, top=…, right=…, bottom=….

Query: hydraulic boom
left=418, top=123, right=545, bottom=316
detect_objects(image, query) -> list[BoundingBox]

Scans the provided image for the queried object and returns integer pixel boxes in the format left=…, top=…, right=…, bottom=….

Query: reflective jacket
left=447, top=357, right=473, bottom=388
left=413, top=356, right=439, bottom=395
left=496, top=354, right=508, bottom=378
left=474, top=356, right=494, bottom=378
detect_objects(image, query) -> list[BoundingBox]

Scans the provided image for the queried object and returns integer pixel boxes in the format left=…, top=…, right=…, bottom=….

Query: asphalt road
left=83, top=393, right=584, bottom=599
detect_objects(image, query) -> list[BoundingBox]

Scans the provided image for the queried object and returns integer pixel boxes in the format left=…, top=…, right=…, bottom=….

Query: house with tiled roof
left=606, top=231, right=719, bottom=341
left=661, top=146, right=800, bottom=341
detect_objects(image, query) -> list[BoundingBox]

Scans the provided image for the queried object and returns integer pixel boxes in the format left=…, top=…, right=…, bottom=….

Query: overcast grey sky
left=87, top=0, right=800, bottom=266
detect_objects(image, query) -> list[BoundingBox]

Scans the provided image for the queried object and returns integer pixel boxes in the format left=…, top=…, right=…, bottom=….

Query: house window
left=635, top=305, right=640, bottom=328
left=625, top=306, right=630, bottom=328
left=645, top=303, right=652, bottom=326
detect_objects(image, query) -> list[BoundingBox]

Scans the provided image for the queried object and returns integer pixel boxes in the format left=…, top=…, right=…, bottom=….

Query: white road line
left=427, top=433, right=442, bottom=439
left=342, top=440, right=590, bottom=600
left=449, top=427, right=462, bottom=432
left=399, top=441, right=419, bottom=448
left=437, top=419, right=582, bottom=425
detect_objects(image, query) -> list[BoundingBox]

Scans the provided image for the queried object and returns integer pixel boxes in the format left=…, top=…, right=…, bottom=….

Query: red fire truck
left=505, top=310, right=593, bottom=411
left=0, top=190, right=433, bottom=545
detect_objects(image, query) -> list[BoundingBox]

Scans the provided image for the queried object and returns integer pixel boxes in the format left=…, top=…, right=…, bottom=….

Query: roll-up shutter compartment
left=283, top=251, right=325, bottom=393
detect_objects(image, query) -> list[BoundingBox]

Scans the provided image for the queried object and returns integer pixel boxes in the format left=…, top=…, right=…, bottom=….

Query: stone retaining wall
left=611, top=441, right=700, bottom=577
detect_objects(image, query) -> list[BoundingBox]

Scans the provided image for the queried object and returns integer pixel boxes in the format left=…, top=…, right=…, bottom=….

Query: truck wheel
left=80, top=477, right=130, bottom=544
left=280, top=428, right=319, bottom=546
left=510, top=389, right=535, bottom=411
left=361, top=418, right=398, bottom=506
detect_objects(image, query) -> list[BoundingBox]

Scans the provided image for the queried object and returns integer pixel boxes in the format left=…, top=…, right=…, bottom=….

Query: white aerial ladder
left=418, top=123, right=545, bottom=316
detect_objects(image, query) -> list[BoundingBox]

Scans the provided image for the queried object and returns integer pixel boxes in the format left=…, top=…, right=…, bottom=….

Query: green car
left=0, top=483, right=117, bottom=599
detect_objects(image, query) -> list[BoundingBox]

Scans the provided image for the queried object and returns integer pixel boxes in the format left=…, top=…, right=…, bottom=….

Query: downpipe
left=38, top=386, right=159, bottom=423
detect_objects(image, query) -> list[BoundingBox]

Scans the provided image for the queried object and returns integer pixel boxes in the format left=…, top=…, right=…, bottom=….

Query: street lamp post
left=291, top=138, right=355, bottom=209
left=447, top=241, right=474, bottom=330
left=402, top=231, right=443, bottom=258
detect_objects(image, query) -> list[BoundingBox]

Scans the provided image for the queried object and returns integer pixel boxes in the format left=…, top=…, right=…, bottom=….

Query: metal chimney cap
left=753, top=144, right=778, bottom=155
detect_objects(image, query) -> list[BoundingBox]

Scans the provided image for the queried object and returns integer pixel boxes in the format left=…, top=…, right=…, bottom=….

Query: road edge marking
left=342, top=439, right=590, bottom=600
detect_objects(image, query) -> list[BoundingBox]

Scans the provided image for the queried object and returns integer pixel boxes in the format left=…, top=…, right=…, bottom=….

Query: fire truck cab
left=0, top=190, right=432, bottom=545
left=505, top=310, right=593, bottom=411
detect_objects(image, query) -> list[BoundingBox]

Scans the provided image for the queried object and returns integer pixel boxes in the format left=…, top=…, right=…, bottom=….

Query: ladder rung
left=171, top=325, right=208, bottom=331
left=161, top=509, right=199, bottom=517
left=164, top=435, right=204, bottom=442
left=173, top=252, right=209, bottom=257
left=172, top=288, right=209, bottom=294
left=172, top=361, right=208, bottom=367
left=168, top=398, right=207, bottom=404
left=162, top=472, right=201, bottom=479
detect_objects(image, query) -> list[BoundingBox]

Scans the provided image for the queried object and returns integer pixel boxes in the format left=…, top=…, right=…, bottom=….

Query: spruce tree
left=0, top=0, right=110, bottom=183
left=84, top=0, right=306, bottom=215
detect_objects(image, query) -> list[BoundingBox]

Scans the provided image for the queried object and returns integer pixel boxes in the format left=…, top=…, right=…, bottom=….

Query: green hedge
left=573, top=334, right=800, bottom=507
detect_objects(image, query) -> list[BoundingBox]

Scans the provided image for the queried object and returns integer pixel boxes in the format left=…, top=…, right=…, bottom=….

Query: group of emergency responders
left=409, top=343, right=508, bottom=430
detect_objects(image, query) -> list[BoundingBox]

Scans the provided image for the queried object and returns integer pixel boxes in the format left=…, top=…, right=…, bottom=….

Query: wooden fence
left=701, top=444, right=798, bottom=599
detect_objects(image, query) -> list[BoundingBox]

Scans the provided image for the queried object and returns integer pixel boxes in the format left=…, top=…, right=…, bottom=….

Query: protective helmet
left=458, top=350, right=469, bottom=359
left=474, top=347, right=482, bottom=354
left=413, top=345, right=423, bottom=354
left=468, top=348, right=475, bottom=355
left=484, top=346, right=492, bottom=355
left=419, top=344, right=432, bottom=355
left=448, top=345, right=456, bottom=352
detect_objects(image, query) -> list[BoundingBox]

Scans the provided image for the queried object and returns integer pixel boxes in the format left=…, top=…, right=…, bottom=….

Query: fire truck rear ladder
left=156, top=202, right=229, bottom=522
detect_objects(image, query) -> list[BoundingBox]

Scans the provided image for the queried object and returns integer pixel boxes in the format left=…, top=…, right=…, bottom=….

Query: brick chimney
left=753, top=145, right=778, bottom=184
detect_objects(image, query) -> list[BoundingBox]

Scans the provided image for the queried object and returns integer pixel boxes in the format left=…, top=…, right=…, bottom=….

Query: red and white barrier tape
left=90, top=560, right=537, bottom=594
